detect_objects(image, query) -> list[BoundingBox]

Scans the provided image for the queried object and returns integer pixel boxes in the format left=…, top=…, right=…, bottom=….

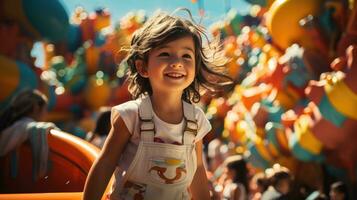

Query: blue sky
left=61, top=0, right=251, bottom=26
left=33, top=0, right=251, bottom=67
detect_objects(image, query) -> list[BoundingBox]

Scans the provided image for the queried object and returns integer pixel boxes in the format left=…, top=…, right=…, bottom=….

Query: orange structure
left=0, top=129, right=112, bottom=200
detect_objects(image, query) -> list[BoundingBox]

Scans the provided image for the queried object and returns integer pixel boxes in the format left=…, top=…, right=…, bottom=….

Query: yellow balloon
left=266, top=0, right=323, bottom=50
left=234, top=120, right=248, bottom=143
left=255, top=137, right=274, bottom=162
left=294, top=114, right=323, bottom=155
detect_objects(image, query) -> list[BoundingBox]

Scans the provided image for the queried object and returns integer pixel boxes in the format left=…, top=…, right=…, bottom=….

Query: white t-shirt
left=261, top=186, right=282, bottom=200
left=223, top=182, right=247, bottom=200
left=111, top=98, right=212, bottom=186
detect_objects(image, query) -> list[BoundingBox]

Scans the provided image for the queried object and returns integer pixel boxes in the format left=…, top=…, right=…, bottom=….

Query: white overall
left=114, top=97, right=198, bottom=200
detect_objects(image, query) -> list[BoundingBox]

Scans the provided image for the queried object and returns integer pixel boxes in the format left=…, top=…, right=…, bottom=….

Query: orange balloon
left=85, top=44, right=100, bottom=74
left=85, top=77, right=111, bottom=110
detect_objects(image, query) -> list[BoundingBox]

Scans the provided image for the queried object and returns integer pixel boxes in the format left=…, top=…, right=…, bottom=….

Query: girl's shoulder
left=111, top=99, right=141, bottom=135
left=112, top=99, right=140, bottom=114
left=182, top=101, right=206, bottom=120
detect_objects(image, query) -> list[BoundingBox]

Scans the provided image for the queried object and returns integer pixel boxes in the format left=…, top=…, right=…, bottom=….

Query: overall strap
left=183, top=102, right=198, bottom=145
left=138, top=96, right=155, bottom=142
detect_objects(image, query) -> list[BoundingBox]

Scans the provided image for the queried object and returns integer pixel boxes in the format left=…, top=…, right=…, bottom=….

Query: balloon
left=52, top=90, right=81, bottom=112
left=92, top=8, right=111, bottom=32
left=0, top=55, right=38, bottom=109
left=1, top=0, right=69, bottom=42
left=289, top=114, right=325, bottom=162
left=85, top=43, right=100, bottom=74
left=1, top=0, right=40, bottom=39
left=67, top=25, right=82, bottom=52
left=234, top=120, right=248, bottom=143
left=85, top=76, right=111, bottom=110
left=23, top=0, right=69, bottom=42
left=80, top=18, right=95, bottom=42
left=247, top=138, right=274, bottom=169
left=266, top=122, right=290, bottom=156
left=266, top=0, right=323, bottom=50
left=98, top=51, right=117, bottom=76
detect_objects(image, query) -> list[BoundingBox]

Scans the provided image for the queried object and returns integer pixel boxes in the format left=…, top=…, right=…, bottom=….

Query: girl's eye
left=183, top=54, right=192, bottom=59
left=158, top=52, right=169, bottom=57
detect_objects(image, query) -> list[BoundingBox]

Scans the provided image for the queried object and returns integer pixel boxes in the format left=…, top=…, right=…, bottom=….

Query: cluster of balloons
left=207, top=0, right=357, bottom=184
left=0, top=0, right=69, bottom=109
left=43, top=8, right=147, bottom=135
left=0, top=0, right=146, bottom=137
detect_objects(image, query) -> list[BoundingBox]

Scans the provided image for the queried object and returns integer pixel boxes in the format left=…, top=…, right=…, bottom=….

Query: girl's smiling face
left=139, top=36, right=196, bottom=95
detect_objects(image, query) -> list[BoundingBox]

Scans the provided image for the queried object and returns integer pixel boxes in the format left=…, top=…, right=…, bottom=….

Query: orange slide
left=0, top=129, right=112, bottom=200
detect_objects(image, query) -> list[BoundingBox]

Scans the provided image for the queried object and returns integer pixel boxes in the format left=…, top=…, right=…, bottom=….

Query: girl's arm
left=190, top=140, right=211, bottom=200
left=83, top=111, right=131, bottom=200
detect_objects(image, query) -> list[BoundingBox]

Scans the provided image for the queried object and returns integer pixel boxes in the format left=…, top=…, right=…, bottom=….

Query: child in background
left=86, top=107, right=112, bottom=148
left=83, top=8, right=232, bottom=200
left=0, top=89, right=57, bottom=179
left=329, top=181, right=348, bottom=200
left=261, top=164, right=292, bottom=200
left=250, top=172, right=268, bottom=200
left=221, top=155, right=249, bottom=200
left=207, top=138, right=229, bottom=173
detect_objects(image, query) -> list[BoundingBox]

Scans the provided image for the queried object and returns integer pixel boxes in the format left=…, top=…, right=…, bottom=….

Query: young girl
left=83, top=8, right=232, bottom=200
left=221, top=155, right=249, bottom=200
left=261, top=165, right=292, bottom=200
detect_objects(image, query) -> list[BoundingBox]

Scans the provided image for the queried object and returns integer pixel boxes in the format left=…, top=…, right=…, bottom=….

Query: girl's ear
left=135, top=60, right=149, bottom=78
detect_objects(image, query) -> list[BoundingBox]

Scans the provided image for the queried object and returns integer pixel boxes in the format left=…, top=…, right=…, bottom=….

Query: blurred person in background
left=86, top=107, right=111, bottom=148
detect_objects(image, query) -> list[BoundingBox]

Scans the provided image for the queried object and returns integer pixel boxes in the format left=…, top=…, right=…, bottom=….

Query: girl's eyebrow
left=157, top=45, right=194, bottom=53
left=183, top=47, right=195, bottom=53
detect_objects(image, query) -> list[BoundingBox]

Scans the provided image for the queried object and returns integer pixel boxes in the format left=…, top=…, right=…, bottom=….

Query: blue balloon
left=23, top=0, right=69, bottom=42
left=17, top=61, right=38, bottom=90
left=67, top=25, right=82, bottom=52
left=94, top=32, right=106, bottom=47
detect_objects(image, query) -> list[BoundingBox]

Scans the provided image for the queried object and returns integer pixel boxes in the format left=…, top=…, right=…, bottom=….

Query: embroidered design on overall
left=123, top=181, right=146, bottom=200
left=148, top=157, right=187, bottom=184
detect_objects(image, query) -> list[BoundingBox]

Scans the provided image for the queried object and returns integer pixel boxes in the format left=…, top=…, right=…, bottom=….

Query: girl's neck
left=150, top=92, right=183, bottom=124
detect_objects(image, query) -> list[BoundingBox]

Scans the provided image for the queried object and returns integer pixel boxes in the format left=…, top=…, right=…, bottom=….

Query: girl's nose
left=169, top=57, right=183, bottom=68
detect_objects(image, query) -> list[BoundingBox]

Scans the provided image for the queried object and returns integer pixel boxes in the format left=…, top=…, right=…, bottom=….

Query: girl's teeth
left=167, top=73, right=183, bottom=78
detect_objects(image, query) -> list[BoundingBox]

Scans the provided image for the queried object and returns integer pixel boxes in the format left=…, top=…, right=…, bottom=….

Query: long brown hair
left=123, top=8, right=233, bottom=103
left=0, top=89, right=48, bottom=133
